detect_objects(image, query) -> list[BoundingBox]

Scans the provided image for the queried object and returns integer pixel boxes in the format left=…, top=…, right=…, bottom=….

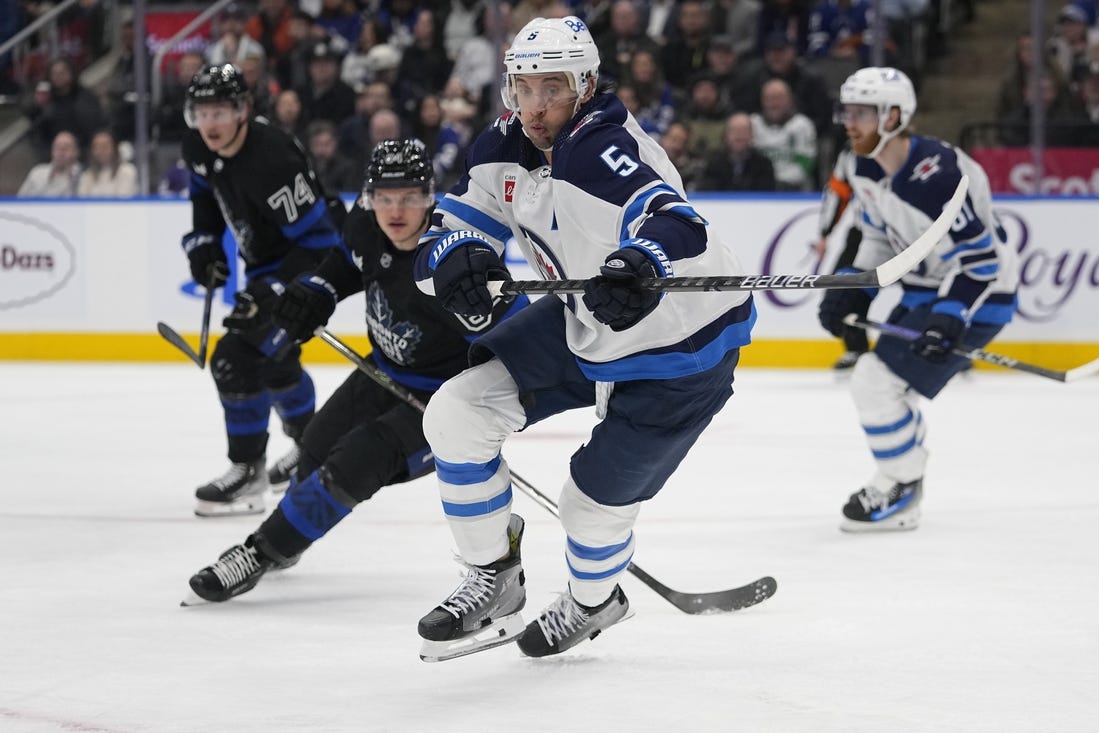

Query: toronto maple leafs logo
left=364, top=283, right=421, bottom=365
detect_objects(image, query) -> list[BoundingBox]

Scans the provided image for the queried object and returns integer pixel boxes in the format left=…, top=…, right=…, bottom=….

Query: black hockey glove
left=430, top=232, right=508, bottom=317
left=271, top=274, right=339, bottom=343
left=222, top=279, right=285, bottom=332
left=912, top=311, right=966, bottom=364
left=582, top=242, right=667, bottom=332
left=183, top=232, right=229, bottom=288
left=818, top=283, right=873, bottom=338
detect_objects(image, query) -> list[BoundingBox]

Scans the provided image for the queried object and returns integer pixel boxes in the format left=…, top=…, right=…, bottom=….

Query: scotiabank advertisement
left=970, top=148, right=1099, bottom=195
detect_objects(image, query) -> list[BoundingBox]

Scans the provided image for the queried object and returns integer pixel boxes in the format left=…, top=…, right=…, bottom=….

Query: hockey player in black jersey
left=180, top=63, right=346, bottom=517
left=186, top=139, right=527, bottom=602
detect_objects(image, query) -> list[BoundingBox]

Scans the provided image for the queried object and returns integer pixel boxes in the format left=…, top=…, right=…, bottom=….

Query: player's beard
left=850, top=129, right=883, bottom=158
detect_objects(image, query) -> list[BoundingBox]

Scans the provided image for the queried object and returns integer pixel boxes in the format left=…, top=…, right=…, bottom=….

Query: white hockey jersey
left=414, top=92, right=756, bottom=382
left=850, top=135, right=1018, bottom=324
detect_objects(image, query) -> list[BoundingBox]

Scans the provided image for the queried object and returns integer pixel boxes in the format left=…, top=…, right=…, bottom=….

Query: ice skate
left=266, top=443, right=302, bottom=493
left=832, top=350, right=864, bottom=372
left=840, top=478, right=922, bottom=532
left=516, top=585, right=631, bottom=658
left=186, top=537, right=273, bottom=603
left=418, top=514, right=527, bottom=662
left=194, top=458, right=267, bottom=517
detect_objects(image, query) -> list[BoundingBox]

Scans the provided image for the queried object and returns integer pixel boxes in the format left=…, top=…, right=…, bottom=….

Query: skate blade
left=840, top=509, right=921, bottom=533
left=193, top=496, right=266, bottom=517
left=180, top=591, right=212, bottom=607
left=419, top=613, right=526, bottom=663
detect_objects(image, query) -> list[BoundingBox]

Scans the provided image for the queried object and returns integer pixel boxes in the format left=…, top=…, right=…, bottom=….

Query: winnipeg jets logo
left=569, top=111, right=602, bottom=139
left=910, top=154, right=941, bottom=182
left=365, top=284, right=421, bottom=365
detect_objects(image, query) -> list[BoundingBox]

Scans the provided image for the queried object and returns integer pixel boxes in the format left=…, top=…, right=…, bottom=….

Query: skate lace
left=211, top=462, right=250, bottom=490
left=535, top=593, right=589, bottom=646
left=440, top=563, right=497, bottom=617
left=210, top=546, right=261, bottom=589
left=857, top=487, right=888, bottom=512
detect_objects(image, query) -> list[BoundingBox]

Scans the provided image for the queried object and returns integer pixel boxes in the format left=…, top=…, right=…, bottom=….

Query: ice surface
left=2, top=362, right=1096, bottom=733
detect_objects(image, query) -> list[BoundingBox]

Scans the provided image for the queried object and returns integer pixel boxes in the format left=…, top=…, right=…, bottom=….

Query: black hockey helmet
left=361, top=138, right=435, bottom=209
left=184, top=63, right=249, bottom=127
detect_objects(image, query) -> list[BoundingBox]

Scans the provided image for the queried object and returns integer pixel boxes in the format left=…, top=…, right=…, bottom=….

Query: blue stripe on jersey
left=190, top=173, right=210, bottom=193
left=437, top=197, right=514, bottom=243
left=435, top=454, right=502, bottom=486
left=620, top=184, right=690, bottom=240
left=967, top=263, right=999, bottom=277
left=281, top=199, right=329, bottom=239
left=373, top=355, right=446, bottom=392
left=861, top=210, right=886, bottom=232
left=863, top=409, right=914, bottom=435
left=931, top=299, right=967, bottom=319
left=577, top=299, right=756, bottom=381
left=441, top=486, right=513, bottom=518
left=567, top=533, right=633, bottom=561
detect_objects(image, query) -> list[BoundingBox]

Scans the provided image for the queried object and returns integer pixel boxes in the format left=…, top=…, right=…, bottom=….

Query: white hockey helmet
left=839, top=67, right=916, bottom=156
left=501, top=16, right=600, bottom=112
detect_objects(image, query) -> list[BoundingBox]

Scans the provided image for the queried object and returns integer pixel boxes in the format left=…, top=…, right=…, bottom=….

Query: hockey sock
left=277, top=467, right=353, bottom=542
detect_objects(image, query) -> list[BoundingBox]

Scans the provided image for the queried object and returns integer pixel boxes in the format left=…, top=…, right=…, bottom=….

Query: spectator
left=715, top=0, right=763, bottom=57
left=306, top=119, right=360, bottom=193
left=682, top=73, right=733, bottom=158
left=246, top=0, right=295, bottom=60
left=627, top=48, right=678, bottom=137
left=447, top=1, right=511, bottom=120
left=645, top=0, right=677, bottom=45
left=155, top=52, right=206, bottom=144
left=26, top=58, right=106, bottom=157
left=510, top=0, right=571, bottom=38
left=706, top=34, right=755, bottom=107
left=661, top=0, right=714, bottom=89
left=105, top=17, right=137, bottom=144
left=395, top=9, right=452, bottom=119
left=995, top=32, right=1066, bottom=123
left=363, top=43, right=403, bottom=90
left=807, top=0, right=875, bottom=62
left=596, top=0, right=661, bottom=83
left=412, top=93, right=443, bottom=157
left=442, top=0, right=486, bottom=61
left=338, top=80, right=396, bottom=165
left=239, top=53, right=280, bottom=118
left=1049, top=3, right=1096, bottom=85
left=341, top=17, right=390, bottom=90
left=750, top=78, right=816, bottom=190
left=998, top=73, right=1090, bottom=147
left=434, top=90, right=477, bottom=191
left=296, top=35, right=357, bottom=125
left=77, top=129, right=138, bottom=197
left=755, top=0, right=811, bottom=55
left=271, top=88, right=307, bottom=140
left=376, top=0, right=423, bottom=50
left=205, top=3, right=267, bottom=67
left=315, top=0, right=365, bottom=45
left=275, top=9, right=322, bottom=92
left=659, top=119, right=705, bottom=190
left=740, top=30, right=834, bottom=133
left=697, top=111, right=776, bottom=190
left=18, top=131, right=82, bottom=198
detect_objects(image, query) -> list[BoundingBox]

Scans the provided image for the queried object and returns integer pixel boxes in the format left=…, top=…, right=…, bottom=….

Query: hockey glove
left=183, top=232, right=229, bottom=288
left=818, top=282, right=873, bottom=338
left=582, top=241, right=668, bottom=332
left=272, top=274, right=339, bottom=343
left=912, top=311, right=966, bottom=364
left=223, top=279, right=285, bottom=332
left=430, top=232, right=508, bottom=317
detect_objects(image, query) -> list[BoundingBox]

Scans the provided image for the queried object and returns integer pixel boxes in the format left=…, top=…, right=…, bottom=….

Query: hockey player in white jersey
left=818, top=67, right=1019, bottom=532
left=411, top=16, right=756, bottom=660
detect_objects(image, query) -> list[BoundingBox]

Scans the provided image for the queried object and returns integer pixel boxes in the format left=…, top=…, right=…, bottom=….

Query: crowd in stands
left=12, top=0, right=1094, bottom=199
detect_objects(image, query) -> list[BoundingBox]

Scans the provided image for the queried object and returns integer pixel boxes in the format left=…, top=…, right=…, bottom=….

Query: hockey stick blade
left=509, top=472, right=776, bottom=614
left=157, top=321, right=204, bottom=367
left=845, top=314, right=1099, bottom=383
left=490, top=175, right=969, bottom=297
left=316, top=328, right=777, bottom=615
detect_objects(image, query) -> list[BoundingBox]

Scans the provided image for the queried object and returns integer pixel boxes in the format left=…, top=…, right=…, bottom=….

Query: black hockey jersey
left=182, top=118, right=343, bottom=280
left=312, top=204, right=527, bottom=392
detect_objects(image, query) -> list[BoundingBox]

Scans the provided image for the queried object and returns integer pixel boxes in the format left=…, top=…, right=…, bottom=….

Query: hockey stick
left=845, top=315, right=1099, bottom=383
left=315, top=327, right=777, bottom=614
left=488, top=175, right=969, bottom=296
left=157, top=279, right=217, bottom=369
